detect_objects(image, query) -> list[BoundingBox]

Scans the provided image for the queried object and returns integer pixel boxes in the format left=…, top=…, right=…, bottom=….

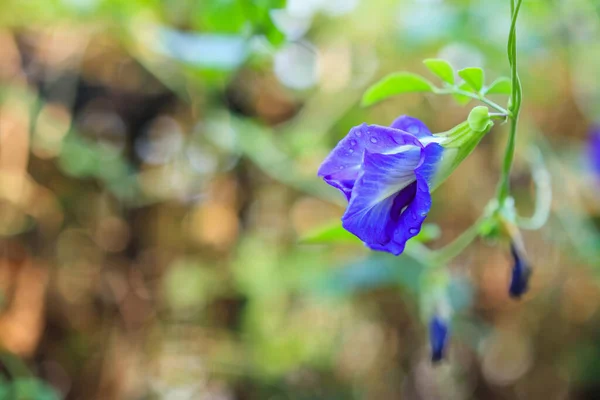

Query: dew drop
left=348, top=149, right=354, bottom=154
left=355, top=131, right=362, bottom=137
left=370, top=137, right=378, bottom=144
left=339, top=165, right=345, bottom=170
left=350, top=140, right=357, bottom=146
left=409, top=228, right=419, bottom=235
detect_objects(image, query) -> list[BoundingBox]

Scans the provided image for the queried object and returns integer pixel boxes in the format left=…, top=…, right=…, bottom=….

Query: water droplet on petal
left=409, top=228, right=418, bottom=235
left=350, top=140, right=357, bottom=146
left=348, top=149, right=354, bottom=154
left=355, top=131, right=362, bottom=137
left=339, top=165, right=345, bottom=170
left=370, top=137, right=378, bottom=144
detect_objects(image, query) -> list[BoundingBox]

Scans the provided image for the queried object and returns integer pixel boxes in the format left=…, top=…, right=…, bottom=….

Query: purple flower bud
left=509, top=243, right=531, bottom=299
left=588, top=126, right=600, bottom=180
left=429, top=315, right=449, bottom=362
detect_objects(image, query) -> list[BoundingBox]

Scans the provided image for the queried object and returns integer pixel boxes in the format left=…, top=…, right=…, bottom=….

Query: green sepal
left=431, top=107, right=493, bottom=189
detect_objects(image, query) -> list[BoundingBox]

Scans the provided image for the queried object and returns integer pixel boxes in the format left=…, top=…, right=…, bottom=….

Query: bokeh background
left=1, top=0, right=600, bottom=399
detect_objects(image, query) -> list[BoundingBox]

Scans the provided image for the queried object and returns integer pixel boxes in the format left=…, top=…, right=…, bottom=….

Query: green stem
left=496, top=0, right=523, bottom=204
left=436, top=88, right=510, bottom=115
left=496, top=116, right=518, bottom=202
left=429, top=217, right=484, bottom=266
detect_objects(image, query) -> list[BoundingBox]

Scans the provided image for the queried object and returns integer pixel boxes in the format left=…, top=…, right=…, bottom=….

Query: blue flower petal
left=390, top=115, right=433, bottom=138
left=429, top=316, right=449, bottom=362
left=418, top=143, right=444, bottom=186
left=588, top=126, right=600, bottom=179
left=386, top=143, right=443, bottom=252
left=341, top=146, right=423, bottom=255
left=318, top=123, right=422, bottom=199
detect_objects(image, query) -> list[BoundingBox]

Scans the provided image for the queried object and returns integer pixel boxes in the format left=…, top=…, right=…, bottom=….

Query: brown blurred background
left=1, top=0, right=600, bottom=399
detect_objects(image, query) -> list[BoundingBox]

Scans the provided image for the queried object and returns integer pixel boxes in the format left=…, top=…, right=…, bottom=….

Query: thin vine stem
left=428, top=217, right=485, bottom=266
left=435, top=88, right=511, bottom=116
left=496, top=0, right=524, bottom=204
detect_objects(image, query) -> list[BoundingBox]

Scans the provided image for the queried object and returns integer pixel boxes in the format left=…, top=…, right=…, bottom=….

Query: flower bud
left=429, top=315, right=449, bottom=362
left=431, top=106, right=493, bottom=189
left=509, top=242, right=531, bottom=298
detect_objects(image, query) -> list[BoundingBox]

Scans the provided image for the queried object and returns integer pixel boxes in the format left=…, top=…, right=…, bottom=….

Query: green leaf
left=484, top=77, right=512, bottom=95
left=452, top=82, right=474, bottom=105
left=301, top=221, right=440, bottom=245
left=467, top=106, right=493, bottom=133
left=423, top=59, right=455, bottom=85
left=361, top=72, right=435, bottom=107
left=300, top=221, right=360, bottom=244
left=458, top=67, right=484, bottom=92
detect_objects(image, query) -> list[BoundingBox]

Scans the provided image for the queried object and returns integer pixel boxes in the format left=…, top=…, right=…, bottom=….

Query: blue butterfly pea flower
left=429, top=315, right=449, bottom=362
left=318, top=112, right=491, bottom=255
left=509, top=243, right=531, bottom=298
left=588, top=126, right=600, bottom=179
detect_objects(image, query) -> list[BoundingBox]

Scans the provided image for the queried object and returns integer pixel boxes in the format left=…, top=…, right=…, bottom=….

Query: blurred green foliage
left=0, top=0, right=599, bottom=399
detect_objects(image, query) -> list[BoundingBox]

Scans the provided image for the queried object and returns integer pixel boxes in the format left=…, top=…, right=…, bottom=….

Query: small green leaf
left=362, top=72, right=435, bottom=107
left=300, top=221, right=360, bottom=244
left=423, top=59, right=455, bottom=85
left=484, top=77, right=512, bottom=95
left=458, top=67, right=484, bottom=92
left=467, top=106, right=493, bottom=133
left=452, top=82, right=474, bottom=105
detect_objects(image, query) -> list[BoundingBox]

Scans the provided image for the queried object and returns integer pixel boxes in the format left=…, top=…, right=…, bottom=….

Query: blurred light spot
left=156, top=28, right=248, bottom=70
left=56, top=229, right=96, bottom=264
left=138, top=167, right=191, bottom=200
left=200, top=118, right=238, bottom=153
left=163, top=260, right=214, bottom=314
left=56, top=260, right=101, bottom=304
left=320, top=0, right=359, bottom=16
left=270, top=9, right=312, bottom=40
left=61, top=0, right=99, bottom=13
left=0, top=101, right=30, bottom=172
left=254, top=76, right=298, bottom=124
left=0, top=260, right=48, bottom=356
left=0, top=201, right=31, bottom=236
left=189, top=202, right=239, bottom=250
left=398, top=2, right=457, bottom=43
left=481, top=330, right=533, bottom=386
left=274, top=42, right=318, bottom=90
left=32, top=103, right=71, bottom=159
left=185, top=145, right=218, bottom=175
left=437, top=43, right=484, bottom=71
left=136, top=116, right=184, bottom=165
left=78, top=107, right=127, bottom=152
left=35, top=28, right=88, bottom=68
left=318, top=41, right=351, bottom=91
left=0, top=32, right=25, bottom=82
left=286, top=0, right=323, bottom=18
left=336, top=321, right=383, bottom=378
left=94, top=217, right=130, bottom=253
